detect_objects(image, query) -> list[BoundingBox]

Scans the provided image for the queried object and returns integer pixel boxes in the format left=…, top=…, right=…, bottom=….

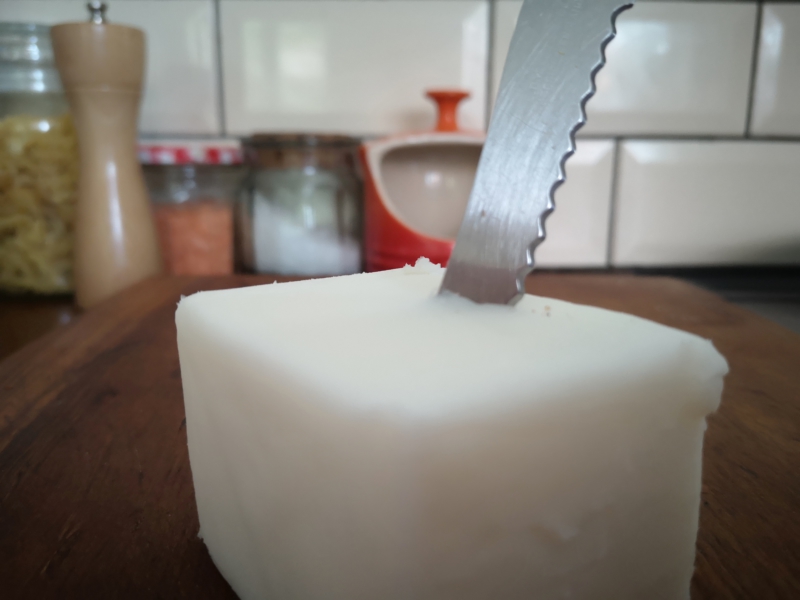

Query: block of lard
left=176, top=259, right=727, bottom=600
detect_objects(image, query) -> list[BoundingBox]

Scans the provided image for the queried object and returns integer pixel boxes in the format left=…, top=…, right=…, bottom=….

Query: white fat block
left=176, top=260, right=727, bottom=600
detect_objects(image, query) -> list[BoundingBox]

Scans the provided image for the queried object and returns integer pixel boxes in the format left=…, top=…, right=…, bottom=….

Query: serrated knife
left=440, top=0, right=633, bottom=305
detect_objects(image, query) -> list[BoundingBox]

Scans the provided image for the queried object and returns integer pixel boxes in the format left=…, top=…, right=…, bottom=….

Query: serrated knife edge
left=535, top=1, right=633, bottom=264
left=440, top=0, right=634, bottom=305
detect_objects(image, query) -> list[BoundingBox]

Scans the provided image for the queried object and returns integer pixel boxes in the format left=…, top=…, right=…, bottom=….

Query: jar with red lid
left=140, top=142, right=244, bottom=276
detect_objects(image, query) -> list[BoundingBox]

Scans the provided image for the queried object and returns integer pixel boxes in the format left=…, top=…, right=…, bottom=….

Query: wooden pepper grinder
left=51, top=2, right=161, bottom=309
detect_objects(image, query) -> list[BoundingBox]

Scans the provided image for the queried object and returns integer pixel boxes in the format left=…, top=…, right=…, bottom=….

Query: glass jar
left=0, top=23, right=79, bottom=294
left=140, top=143, right=244, bottom=276
left=237, top=134, right=363, bottom=277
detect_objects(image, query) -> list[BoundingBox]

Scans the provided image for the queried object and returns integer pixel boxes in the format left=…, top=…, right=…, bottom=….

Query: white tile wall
left=116, top=1, right=219, bottom=135
left=537, top=141, right=615, bottom=268
left=0, top=0, right=220, bottom=135
left=493, top=1, right=758, bottom=136
left=613, top=141, right=800, bottom=266
left=5, top=0, right=800, bottom=267
left=221, top=0, right=488, bottom=136
left=751, top=3, right=800, bottom=136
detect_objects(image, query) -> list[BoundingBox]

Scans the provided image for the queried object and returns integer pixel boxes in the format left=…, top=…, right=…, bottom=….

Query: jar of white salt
left=237, top=134, right=362, bottom=276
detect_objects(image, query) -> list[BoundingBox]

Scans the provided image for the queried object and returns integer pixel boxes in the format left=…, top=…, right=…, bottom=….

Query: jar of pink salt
left=140, top=142, right=244, bottom=276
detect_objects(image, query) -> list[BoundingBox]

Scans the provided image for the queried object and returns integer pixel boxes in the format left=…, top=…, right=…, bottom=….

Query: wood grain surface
left=0, top=273, right=798, bottom=599
left=0, top=295, right=78, bottom=362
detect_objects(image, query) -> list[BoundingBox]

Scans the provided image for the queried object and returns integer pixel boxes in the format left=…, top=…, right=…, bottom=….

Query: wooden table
left=0, top=274, right=798, bottom=598
left=0, top=294, right=78, bottom=362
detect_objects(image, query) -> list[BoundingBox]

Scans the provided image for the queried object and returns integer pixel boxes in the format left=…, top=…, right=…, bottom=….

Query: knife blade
left=440, top=0, right=633, bottom=305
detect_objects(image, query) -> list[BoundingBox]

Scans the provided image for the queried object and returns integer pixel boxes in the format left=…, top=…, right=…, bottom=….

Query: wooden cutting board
left=1, top=274, right=798, bottom=598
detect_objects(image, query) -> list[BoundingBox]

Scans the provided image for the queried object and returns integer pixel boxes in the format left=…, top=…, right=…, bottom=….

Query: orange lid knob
left=426, top=89, right=470, bottom=132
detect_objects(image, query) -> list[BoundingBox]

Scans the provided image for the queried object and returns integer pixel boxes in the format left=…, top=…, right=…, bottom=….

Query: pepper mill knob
left=87, top=1, right=108, bottom=24
left=51, top=4, right=162, bottom=308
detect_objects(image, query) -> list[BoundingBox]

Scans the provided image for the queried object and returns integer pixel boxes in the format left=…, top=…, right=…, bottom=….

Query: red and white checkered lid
left=138, top=140, right=243, bottom=165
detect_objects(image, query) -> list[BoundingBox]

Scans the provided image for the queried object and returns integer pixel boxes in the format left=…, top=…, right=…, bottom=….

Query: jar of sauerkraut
left=0, top=23, right=78, bottom=294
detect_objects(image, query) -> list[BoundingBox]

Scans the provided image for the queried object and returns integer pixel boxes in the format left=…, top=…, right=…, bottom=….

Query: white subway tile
left=493, top=1, right=757, bottom=136
left=751, top=3, right=800, bottom=136
left=220, top=0, right=488, bottom=136
left=536, top=140, right=615, bottom=268
left=111, top=1, right=219, bottom=135
left=613, top=141, right=800, bottom=266
left=0, top=0, right=220, bottom=135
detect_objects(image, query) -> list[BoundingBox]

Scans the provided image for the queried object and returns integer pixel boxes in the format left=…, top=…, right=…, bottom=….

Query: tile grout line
left=137, top=132, right=800, bottom=143
left=139, top=132, right=231, bottom=141
left=213, top=0, right=228, bottom=138
left=577, top=133, right=800, bottom=143
left=484, top=0, right=496, bottom=130
left=605, top=138, right=623, bottom=268
left=743, top=1, right=764, bottom=138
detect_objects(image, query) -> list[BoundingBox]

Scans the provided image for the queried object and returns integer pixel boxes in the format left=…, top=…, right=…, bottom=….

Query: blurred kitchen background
left=1, top=0, right=799, bottom=356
